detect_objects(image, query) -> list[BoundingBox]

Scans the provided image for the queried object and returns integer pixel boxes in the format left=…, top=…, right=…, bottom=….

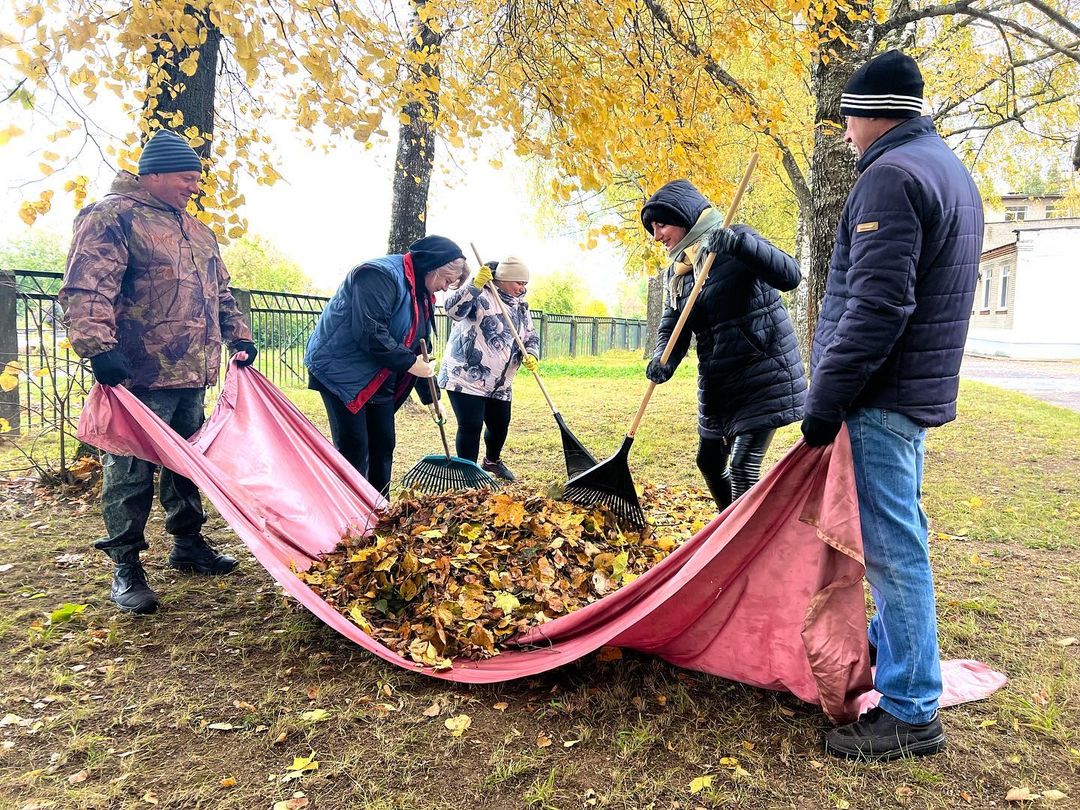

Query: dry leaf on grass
left=422, top=703, right=442, bottom=717
left=689, top=775, right=713, bottom=794
left=68, top=769, right=89, bottom=784
left=1006, top=787, right=1038, bottom=802
left=444, top=714, right=471, bottom=736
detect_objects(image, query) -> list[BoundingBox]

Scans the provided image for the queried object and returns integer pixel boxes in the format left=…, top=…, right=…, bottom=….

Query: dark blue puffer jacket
left=647, top=181, right=807, bottom=440
left=807, top=117, right=983, bottom=427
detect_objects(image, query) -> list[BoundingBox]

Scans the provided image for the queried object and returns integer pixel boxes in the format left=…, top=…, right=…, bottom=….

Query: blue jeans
left=846, top=407, right=942, bottom=724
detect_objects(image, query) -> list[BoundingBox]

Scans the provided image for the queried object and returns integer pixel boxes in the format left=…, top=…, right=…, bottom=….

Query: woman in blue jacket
left=641, top=180, right=806, bottom=510
left=304, top=235, right=466, bottom=495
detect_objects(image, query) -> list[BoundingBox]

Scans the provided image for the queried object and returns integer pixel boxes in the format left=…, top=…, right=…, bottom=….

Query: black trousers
left=98, top=388, right=207, bottom=555
left=696, top=428, right=776, bottom=510
left=446, top=390, right=512, bottom=463
left=319, top=392, right=397, bottom=495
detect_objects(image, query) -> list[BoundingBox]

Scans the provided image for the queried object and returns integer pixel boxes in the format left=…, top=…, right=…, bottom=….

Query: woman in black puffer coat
left=642, top=179, right=806, bottom=510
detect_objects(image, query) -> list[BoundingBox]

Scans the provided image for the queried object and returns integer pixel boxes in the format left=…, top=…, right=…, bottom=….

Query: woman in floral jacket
left=437, top=256, right=539, bottom=482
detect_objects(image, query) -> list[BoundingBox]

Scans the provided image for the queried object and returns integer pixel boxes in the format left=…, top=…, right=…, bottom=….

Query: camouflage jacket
left=59, top=171, right=252, bottom=390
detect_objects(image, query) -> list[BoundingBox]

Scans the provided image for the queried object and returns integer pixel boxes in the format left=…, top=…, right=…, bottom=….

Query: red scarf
left=346, top=252, right=432, bottom=413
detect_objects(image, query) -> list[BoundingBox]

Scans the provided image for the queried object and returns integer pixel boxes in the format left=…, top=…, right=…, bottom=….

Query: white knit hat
left=494, top=256, right=530, bottom=282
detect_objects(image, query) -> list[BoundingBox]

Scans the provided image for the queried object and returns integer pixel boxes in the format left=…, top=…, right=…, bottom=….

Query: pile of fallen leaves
left=299, top=484, right=714, bottom=668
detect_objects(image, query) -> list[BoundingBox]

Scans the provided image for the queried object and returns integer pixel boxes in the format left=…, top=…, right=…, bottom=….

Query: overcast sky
left=0, top=97, right=632, bottom=304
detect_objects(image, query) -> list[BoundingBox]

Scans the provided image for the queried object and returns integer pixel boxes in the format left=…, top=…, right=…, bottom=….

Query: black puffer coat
left=648, top=182, right=807, bottom=440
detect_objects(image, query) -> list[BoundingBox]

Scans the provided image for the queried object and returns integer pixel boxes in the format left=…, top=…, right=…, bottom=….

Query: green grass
left=1, top=353, right=1079, bottom=809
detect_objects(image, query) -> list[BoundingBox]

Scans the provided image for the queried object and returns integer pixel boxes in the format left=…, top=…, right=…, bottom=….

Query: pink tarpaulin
left=77, top=365, right=1006, bottom=723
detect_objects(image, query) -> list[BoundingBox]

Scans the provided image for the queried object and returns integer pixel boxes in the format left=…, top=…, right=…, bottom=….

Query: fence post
left=569, top=318, right=577, bottom=357
left=0, top=271, right=18, bottom=432
left=535, top=310, right=545, bottom=360
left=590, top=318, right=598, bottom=355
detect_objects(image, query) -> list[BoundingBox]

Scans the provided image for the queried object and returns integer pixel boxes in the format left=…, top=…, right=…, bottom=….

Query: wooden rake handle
left=627, top=153, right=759, bottom=438
left=469, top=242, right=560, bottom=416
left=420, top=339, right=452, bottom=459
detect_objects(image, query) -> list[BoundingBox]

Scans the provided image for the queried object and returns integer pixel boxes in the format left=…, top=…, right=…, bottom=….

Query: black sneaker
left=826, top=707, right=945, bottom=762
left=482, top=458, right=516, bottom=482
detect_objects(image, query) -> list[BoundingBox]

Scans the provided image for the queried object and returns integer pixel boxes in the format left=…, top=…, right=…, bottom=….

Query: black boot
left=104, top=550, right=159, bottom=614
left=168, top=534, right=239, bottom=575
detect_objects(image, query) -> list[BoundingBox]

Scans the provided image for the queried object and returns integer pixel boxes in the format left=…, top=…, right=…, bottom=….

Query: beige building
left=983, top=192, right=1079, bottom=250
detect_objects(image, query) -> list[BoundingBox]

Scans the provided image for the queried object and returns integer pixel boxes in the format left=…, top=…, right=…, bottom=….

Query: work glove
left=706, top=226, right=741, bottom=257
left=408, top=355, right=436, bottom=379
left=88, top=349, right=132, bottom=386
left=645, top=356, right=676, bottom=384
left=231, top=340, right=258, bottom=367
left=472, top=264, right=494, bottom=290
left=521, top=354, right=539, bottom=373
left=416, top=379, right=441, bottom=405
left=801, top=414, right=844, bottom=447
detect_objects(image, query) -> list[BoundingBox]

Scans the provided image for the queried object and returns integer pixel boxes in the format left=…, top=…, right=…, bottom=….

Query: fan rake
left=400, top=340, right=501, bottom=494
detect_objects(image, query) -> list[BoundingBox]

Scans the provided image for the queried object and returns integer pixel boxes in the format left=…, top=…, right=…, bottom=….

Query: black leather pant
left=696, top=429, right=776, bottom=510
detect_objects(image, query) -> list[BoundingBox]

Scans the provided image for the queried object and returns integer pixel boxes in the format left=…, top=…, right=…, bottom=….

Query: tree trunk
left=645, top=274, right=665, bottom=358
left=803, top=42, right=869, bottom=351
left=387, top=1, right=445, bottom=254
left=142, top=3, right=220, bottom=158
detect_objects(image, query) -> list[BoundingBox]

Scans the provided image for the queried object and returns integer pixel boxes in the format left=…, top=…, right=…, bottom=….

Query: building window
left=1004, top=205, right=1027, bottom=221
left=982, top=268, right=993, bottom=309
left=999, top=265, right=1010, bottom=309
left=1045, top=204, right=1061, bottom=219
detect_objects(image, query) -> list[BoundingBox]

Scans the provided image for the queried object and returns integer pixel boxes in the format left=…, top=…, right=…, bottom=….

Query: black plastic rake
left=563, top=155, right=759, bottom=527
left=401, top=341, right=501, bottom=495
left=470, top=243, right=598, bottom=479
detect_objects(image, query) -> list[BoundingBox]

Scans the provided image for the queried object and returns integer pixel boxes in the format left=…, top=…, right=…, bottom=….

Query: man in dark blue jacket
left=801, top=50, right=983, bottom=761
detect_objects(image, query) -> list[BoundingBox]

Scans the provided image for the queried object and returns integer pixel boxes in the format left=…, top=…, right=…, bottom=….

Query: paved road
left=960, top=355, right=1080, bottom=413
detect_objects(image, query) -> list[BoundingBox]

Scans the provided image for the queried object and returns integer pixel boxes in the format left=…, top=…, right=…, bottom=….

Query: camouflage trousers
left=95, top=388, right=207, bottom=556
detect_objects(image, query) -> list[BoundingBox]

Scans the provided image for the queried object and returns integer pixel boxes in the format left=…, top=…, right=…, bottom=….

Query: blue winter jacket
left=808, top=117, right=983, bottom=427
left=305, top=255, right=426, bottom=411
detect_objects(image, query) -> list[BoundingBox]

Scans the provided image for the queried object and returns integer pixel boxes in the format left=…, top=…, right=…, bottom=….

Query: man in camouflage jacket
left=60, top=128, right=258, bottom=615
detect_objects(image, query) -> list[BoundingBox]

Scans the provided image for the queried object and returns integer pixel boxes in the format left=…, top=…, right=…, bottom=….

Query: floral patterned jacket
left=437, top=285, right=539, bottom=401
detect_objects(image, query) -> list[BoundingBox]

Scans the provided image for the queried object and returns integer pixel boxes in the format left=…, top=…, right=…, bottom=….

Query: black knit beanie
left=840, top=50, right=924, bottom=119
left=138, top=129, right=203, bottom=175
left=408, top=235, right=465, bottom=275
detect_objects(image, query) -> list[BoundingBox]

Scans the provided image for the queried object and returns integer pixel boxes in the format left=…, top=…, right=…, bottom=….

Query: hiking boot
left=104, top=550, right=159, bottom=614
left=482, top=458, right=516, bottom=482
left=826, top=707, right=946, bottom=762
left=168, top=534, right=239, bottom=575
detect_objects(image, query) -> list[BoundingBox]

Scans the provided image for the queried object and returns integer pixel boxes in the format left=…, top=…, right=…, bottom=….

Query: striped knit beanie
left=138, top=129, right=203, bottom=176
left=840, top=50, right=924, bottom=119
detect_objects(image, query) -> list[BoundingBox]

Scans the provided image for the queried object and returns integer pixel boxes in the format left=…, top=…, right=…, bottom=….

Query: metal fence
left=0, top=268, right=646, bottom=434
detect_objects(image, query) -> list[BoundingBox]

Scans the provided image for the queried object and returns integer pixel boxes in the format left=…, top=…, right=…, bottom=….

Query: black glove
left=232, top=340, right=258, bottom=367
left=88, top=349, right=132, bottom=386
left=801, top=415, right=843, bottom=447
left=416, top=379, right=441, bottom=405
left=706, top=226, right=741, bottom=257
left=645, top=356, right=676, bottom=384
